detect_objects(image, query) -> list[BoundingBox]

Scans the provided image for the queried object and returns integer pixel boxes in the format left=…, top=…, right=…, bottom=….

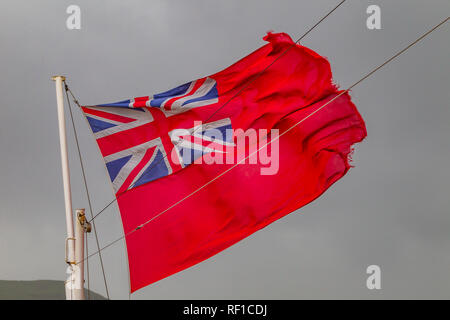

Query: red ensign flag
left=82, top=32, right=366, bottom=292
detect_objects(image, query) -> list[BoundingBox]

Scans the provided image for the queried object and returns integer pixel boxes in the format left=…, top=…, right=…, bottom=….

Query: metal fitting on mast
left=76, top=209, right=92, bottom=233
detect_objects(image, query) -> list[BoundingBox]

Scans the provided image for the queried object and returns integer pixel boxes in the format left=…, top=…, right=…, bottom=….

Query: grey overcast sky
left=0, top=0, right=449, bottom=299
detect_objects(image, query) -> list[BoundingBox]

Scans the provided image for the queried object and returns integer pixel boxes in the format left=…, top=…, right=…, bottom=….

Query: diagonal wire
left=76, top=16, right=450, bottom=266
left=80, top=0, right=348, bottom=223
left=64, top=83, right=111, bottom=299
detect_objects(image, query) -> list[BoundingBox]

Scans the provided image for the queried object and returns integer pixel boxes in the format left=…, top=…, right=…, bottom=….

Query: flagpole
left=52, top=75, right=85, bottom=300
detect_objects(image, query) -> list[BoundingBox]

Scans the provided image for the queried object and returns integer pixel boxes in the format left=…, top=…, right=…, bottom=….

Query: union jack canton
left=81, top=77, right=233, bottom=194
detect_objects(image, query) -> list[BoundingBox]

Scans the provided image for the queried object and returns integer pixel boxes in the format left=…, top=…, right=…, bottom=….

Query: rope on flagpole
left=75, top=16, right=450, bottom=266
left=84, top=0, right=349, bottom=224
left=64, top=82, right=111, bottom=300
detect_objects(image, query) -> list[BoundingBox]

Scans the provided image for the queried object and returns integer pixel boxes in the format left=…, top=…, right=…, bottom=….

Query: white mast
left=52, top=75, right=86, bottom=300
